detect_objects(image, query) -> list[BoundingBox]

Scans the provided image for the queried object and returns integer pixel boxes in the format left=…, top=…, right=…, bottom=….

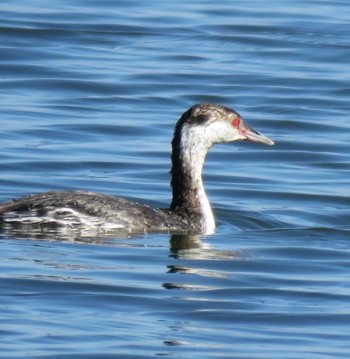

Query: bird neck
left=170, top=123, right=215, bottom=233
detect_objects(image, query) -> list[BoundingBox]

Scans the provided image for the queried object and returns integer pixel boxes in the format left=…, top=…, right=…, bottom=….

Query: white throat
left=177, top=124, right=215, bottom=234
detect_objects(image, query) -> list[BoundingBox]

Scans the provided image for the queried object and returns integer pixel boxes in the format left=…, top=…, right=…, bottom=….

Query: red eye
left=231, top=118, right=240, bottom=128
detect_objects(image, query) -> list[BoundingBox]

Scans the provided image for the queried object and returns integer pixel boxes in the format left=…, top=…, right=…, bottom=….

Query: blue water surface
left=0, top=0, right=350, bottom=358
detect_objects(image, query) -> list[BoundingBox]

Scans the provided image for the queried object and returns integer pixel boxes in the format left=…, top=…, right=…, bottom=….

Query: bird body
left=0, top=104, right=274, bottom=235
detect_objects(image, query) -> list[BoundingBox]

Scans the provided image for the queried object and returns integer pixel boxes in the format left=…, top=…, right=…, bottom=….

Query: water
left=1, top=0, right=350, bottom=357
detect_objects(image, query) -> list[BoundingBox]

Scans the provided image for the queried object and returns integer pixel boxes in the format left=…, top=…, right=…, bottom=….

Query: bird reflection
left=162, top=234, right=241, bottom=291
left=0, top=222, right=142, bottom=243
left=0, top=224, right=240, bottom=261
left=170, top=234, right=240, bottom=260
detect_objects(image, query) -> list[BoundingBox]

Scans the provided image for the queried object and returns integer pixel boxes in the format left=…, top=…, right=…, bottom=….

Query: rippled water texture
left=0, top=1, right=350, bottom=358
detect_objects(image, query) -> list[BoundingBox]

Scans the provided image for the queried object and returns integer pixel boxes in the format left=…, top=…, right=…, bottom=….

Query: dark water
left=1, top=1, right=350, bottom=357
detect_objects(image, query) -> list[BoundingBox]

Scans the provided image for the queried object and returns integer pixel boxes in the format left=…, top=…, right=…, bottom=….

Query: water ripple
left=1, top=1, right=350, bottom=357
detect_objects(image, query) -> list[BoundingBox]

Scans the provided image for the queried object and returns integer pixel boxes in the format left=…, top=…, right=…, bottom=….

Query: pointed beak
left=242, top=128, right=274, bottom=146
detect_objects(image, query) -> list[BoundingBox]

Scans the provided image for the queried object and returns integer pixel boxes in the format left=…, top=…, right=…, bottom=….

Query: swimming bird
left=0, top=104, right=274, bottom=235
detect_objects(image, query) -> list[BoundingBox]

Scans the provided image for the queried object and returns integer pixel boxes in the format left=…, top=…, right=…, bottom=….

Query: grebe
left=0, top=104, right=274, bottom=235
